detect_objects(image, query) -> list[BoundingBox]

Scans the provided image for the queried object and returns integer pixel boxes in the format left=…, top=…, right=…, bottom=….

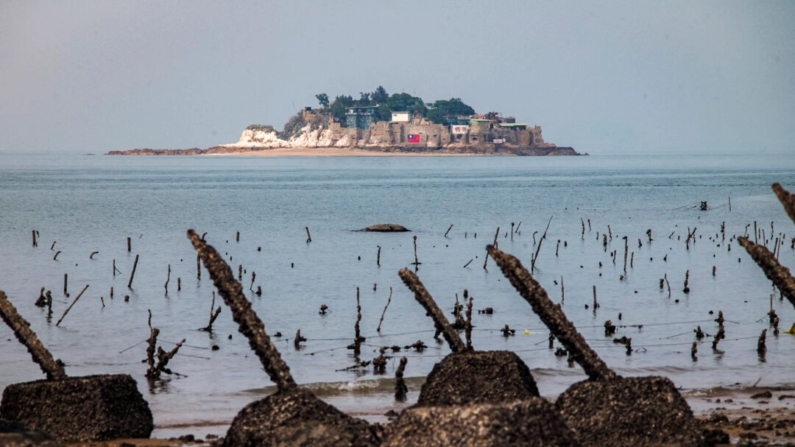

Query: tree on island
left=315, top=93, right=329, bottom=109
left=312, top=87, right=475, bottom=127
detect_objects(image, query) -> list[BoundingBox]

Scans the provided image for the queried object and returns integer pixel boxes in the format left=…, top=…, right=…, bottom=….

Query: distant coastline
left=106, top=145, right=582, bottom=157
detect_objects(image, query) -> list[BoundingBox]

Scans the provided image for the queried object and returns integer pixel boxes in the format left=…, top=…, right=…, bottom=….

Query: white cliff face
left=224, top=129, right=289, bottom=148
left=222, top=125, right=342, bottom=148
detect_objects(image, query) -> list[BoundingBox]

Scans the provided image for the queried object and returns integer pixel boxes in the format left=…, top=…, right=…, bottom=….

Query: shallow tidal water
left=1, top=152, right=794, bottom=437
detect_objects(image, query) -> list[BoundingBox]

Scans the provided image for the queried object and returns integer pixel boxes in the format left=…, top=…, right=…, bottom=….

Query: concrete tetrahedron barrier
left=0, top=374, right=153, bottom=442
left=381, top=398, right=581, bottom=447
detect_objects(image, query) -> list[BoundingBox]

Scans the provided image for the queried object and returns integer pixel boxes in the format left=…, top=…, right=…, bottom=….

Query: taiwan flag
left=407, top=134, right=420, bottom=143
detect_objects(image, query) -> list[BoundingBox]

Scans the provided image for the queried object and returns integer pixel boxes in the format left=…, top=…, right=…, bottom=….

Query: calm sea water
left=1, top=153, right=794, bottom=436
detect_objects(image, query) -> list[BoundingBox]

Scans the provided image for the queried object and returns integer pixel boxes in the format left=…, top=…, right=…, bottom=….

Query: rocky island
left=107, top=87, right=583, bottom=156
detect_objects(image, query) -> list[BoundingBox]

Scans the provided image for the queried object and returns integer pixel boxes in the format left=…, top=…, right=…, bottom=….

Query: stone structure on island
left=0, top=290, right=153, bottom=443
left=213, top=110, right=579, bottom=156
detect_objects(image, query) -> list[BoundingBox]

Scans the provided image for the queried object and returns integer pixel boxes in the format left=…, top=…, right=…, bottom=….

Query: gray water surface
left=1, top=153, right=794, bottom=434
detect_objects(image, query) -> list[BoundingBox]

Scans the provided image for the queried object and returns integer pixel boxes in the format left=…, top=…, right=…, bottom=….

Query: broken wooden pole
left=187, top=229, right=296, bottom=390
left=53, top=250, right=61, bottom=261
left=0, top=290, right=67, bottom=380
left=412, top=235, right=421, bottom=268
left=56, top=284, right=89, bottom=327
left=89, top=251, right=98, bottom=259
left=484, top=227, right=500, bottom=269
left=465, top=294, right=473, bottom=350
left=738, top=236, right=795, bottom=308
left=164, top=264, right=171, bottom=295
left=683, top=270, right=690, bottom=294
left=487, top=245, right=616, bottom=381
left=623, top=236, right=628, bottom=274
left=376, top=287, right=392, bottom=333
left=395, top=356, right=408, bottom=401
left=127, top=254, right=139, bottom=289
left=531, top=217, right=553, bottom=272
left=398, top=268, right=467, bottom=353
left=201, top=292, right=222, bottom=332
left=305, top=227, right=312, bottom=243
left=350, top=287, right=364, bottom=355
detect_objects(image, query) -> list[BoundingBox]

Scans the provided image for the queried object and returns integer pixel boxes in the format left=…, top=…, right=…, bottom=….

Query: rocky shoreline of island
left=106, top=145, right=582, bottom=156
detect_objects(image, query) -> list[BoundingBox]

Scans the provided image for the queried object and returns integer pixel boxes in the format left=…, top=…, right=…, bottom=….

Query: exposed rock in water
left=0, top=374, right=153, bottom=442
left=416, top=351, right=539, bottom=407
left=555, top=376, right=704, bottom=447
left=381, top=399, right=581, bottom=447
left=360, top=224, right=409, bottom=232
left=223, top=387, right=382, bottom=447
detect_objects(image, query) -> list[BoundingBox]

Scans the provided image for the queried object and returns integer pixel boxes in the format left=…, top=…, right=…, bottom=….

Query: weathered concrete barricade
left=224, top=387, right=381, bottom=447
left=0, top=290, right=153, bottom=443
left=487, top=246, right=705, bottom=447
left=555, top=376, right=703, bottom=447
left=0, top=375, right=153, bottom=442
left=381, top=399, right=581, bottom=447
left=417, top=351, right=539, bottom=407
left=188, top=230, right=381, bottom=447
left=398, top=269, right=540, bottom=407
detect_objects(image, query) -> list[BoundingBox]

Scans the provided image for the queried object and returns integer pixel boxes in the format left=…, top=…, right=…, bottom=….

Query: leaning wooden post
left=187, top=229, right=296, bottom=390
left=484, top=226, right=500, bottom=269
left=305, top=227, right=312, bottom=243
left=487, top=245, right=617, bottom=381
left=127, top=254, right=139, bottom=289
left=398, top=268, right=466, bottom=353
left=56, top=285, right=89, bottom=327
left=0, top=290, right=67, bottom=380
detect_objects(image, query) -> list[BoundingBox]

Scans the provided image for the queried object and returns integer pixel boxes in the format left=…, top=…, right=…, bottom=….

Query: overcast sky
left=1, top=1, right=793, bottom=155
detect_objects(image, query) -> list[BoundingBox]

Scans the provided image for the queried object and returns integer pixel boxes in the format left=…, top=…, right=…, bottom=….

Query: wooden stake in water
left=305, top=227, right=312, bottom=243
left=484, top=227, right=500, bottom=269
left=376, top=287, right=392, bottom=333
left=445, top=224, right=453, bottom=238
left=128, top=254, right=139, bottom=289
left=56, top=284, right=89, bottom=327
left=164, top=264, right=171, bottom=295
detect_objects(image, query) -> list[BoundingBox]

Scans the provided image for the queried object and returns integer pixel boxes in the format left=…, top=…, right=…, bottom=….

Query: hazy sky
left=1, top=1, right=793, bottom=155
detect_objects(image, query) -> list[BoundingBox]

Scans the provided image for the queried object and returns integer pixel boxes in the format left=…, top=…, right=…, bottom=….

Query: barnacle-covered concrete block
left=0, top=374, right=153, bottom=442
